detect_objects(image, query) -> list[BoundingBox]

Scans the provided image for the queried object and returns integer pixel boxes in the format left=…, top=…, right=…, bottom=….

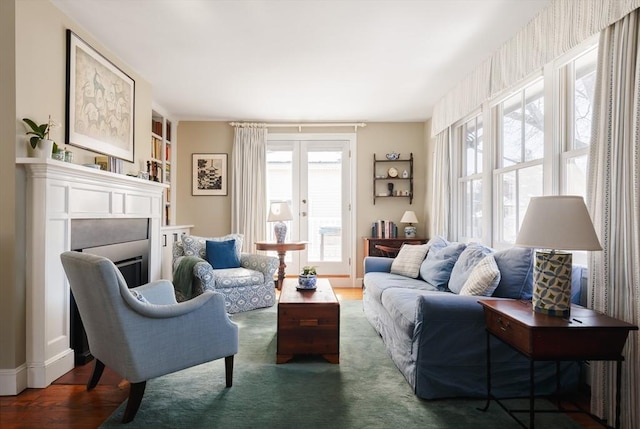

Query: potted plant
left=23, top=115, right=56, bottom=158
left=298, top=265, right=317, bottom=289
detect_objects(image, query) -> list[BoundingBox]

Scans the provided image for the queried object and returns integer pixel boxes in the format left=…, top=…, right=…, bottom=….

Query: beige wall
left=1, top=0, right=154, bottom=378
left=176, top=122, right=428, bottom=279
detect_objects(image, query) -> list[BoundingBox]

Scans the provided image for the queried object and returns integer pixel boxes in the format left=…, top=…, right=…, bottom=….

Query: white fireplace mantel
left=15, top=158, right=167, bottom=390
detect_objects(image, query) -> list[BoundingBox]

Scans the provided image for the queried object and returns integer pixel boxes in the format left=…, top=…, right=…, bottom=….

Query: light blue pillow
left=419, top=242, right=467, bottom=290
left=492, top=247, right=534, bottom=299
left=425, top=236, right=449, bottom=254
left=448, top=243, right=494, bottom=294
left=206, top=239, right=241, bottom=269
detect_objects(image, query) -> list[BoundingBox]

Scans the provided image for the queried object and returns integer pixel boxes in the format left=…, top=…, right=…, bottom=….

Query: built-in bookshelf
left=151, top=108, right=175, bottom=226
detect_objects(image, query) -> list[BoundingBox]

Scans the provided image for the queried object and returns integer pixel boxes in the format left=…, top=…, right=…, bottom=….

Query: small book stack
left=372, top=220, right=398, bottom=238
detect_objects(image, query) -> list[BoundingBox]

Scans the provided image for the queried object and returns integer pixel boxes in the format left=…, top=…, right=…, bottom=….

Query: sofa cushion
left=182, top=234, right=243, bottom=259
left=425, top=235, right=449, bottom=253
left=364, top=271, right=439, bottom=302
left=214, top=267, right=265, bottom=288
left=419, top=242, right=467, bottom=290
left=381, top=288, right=447, bottom=338
left=448, top=243, right=494, bottom=294
left=459, top=255, right=501, bottom=296
left=206, top=239, right=241, bottom=269
left=492, top=247, right=534, bottom=299
left=390, top=244, right=430, bottom=278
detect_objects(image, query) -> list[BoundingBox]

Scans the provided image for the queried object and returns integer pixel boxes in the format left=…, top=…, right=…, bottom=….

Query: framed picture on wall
left=65, top=29, right=135, bottom=162
left=192, top=153, right=228, bottom=196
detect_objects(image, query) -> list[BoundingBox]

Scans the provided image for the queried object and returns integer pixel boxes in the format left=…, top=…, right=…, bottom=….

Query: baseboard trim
left=0, top=363, right=28, bottom=396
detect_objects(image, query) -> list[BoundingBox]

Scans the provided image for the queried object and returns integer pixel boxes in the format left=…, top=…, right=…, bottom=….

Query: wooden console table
left=255, top=241, right=306, bottom=289
left=363, top=237, right=428, bottom=258
left=479, top=299, right=638, bottom=429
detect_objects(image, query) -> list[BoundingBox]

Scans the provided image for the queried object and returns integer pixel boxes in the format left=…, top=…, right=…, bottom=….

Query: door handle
left=301, top=211, right=307, bottom=217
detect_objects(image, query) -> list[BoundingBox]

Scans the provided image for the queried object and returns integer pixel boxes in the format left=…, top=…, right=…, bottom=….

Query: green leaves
left=23, top=117, right=51, bottom=149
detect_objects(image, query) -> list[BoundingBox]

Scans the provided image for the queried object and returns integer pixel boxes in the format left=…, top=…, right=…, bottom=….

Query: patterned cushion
left=130, top=290, right=148, bottom=303
left=459, top=255, right=501, bottom=296
left=390, top=244, right=430, bottom=278
left=181, top=234, right=244, bottom=259
left=214, top=268, right=265, bottom=288
left=449, top=243, right=494, bottom=294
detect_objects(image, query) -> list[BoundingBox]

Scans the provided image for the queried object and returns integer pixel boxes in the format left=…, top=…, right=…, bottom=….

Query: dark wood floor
left=0, top=288, right=599, bottom=429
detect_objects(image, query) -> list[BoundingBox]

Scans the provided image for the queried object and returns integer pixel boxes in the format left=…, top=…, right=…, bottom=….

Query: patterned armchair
left=172, top=234, right=278, bottom=313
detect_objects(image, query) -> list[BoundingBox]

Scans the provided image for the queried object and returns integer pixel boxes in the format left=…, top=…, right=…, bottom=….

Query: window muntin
left=458, top=115, right=483, bottom=242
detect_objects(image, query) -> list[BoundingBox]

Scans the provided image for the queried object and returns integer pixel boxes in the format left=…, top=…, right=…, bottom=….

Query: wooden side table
left=479, top=299, right=638, bottom=429
left=255, top=241, right=306, bottom=289
left=363, top=237, right=428, bottom=258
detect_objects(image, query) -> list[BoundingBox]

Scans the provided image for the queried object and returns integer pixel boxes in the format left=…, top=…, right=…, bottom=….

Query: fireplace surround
left=15, top=158, right=167, bottom=390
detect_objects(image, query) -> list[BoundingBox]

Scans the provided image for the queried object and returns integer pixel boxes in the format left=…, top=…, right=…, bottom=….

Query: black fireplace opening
left=70, top=218, right=150, bottom=365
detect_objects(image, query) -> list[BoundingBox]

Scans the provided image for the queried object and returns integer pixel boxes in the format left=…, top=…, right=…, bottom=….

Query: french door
left=266, top=134, right=353, bottom=278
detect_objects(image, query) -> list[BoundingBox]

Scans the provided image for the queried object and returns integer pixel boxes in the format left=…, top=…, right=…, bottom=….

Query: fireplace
left=70, top=218, right=151, bottom=364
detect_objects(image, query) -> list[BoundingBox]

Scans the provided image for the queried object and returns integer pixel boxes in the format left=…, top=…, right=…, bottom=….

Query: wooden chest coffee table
left=277, top=278, right=340, bottom=364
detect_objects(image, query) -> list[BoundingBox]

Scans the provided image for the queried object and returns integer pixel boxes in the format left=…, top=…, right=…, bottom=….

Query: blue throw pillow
left=492, top=247, right=534, bottom=299
left=206, top=239, right=241, bottom=269
left=448, top=243, right=494, bottom=294
left=419, top=242, right=467, bottom=290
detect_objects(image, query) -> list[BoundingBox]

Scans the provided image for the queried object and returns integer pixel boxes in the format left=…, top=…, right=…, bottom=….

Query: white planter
left=36, top=139, right=54, bottom=159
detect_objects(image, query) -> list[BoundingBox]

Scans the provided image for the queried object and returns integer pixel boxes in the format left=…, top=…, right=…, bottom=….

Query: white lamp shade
left=516, top=196, right=602, bottom=251
left=400, top=211, right=419, bottom=224
left=267, top=201, right=293, bottom=222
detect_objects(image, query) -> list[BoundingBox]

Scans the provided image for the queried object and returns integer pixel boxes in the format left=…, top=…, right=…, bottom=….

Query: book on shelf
left=371, top=220, right=398, bottom=238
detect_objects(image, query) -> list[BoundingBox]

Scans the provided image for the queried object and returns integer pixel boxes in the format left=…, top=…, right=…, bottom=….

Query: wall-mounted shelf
left=373, top=152, right=413, bottom=204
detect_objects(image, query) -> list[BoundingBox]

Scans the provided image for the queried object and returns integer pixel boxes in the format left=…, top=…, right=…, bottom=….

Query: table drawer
left=484, top=309, right=531, bottom=354
left=278, top=304, right=339, bottom=329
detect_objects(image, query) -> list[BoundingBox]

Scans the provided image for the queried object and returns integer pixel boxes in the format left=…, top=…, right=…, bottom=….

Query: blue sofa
left=362, top=237, right=586, bottom=400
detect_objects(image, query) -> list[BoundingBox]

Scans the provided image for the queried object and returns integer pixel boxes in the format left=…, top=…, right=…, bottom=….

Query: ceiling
left=51, top=0, right=551, bottom=122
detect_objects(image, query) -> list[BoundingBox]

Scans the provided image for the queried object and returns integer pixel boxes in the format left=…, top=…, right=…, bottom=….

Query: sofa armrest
left=364, top=256, right=393, bottom=273
left=240, top=253, right=278, bottom=280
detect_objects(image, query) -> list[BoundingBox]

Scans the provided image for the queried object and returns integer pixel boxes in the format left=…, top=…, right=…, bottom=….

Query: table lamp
left=268, top=201, right=293, bottom=243
left=516, top=196, right=602, bottom=317
left=400, top=211, right=418, bottom=238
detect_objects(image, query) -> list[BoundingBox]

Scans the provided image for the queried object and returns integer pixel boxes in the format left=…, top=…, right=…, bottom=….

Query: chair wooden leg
left=225, top=355, right=234, bottom=387
left=122, top=381, right=146, bottom=424
left=87, top=359, right=105, bottom=391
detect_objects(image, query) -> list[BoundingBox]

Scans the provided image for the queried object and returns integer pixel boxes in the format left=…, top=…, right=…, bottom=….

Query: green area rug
left=100, top=300, right=581, bottom=428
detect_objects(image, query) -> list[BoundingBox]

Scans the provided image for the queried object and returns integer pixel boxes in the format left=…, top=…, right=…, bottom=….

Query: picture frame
left=65, top=29, right=135, bottom=162
left=192, top=153, right=228, bottom=196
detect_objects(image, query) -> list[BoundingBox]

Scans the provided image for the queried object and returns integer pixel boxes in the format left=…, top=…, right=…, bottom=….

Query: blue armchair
left=172, top=234, right=278, bottom=313
left=60, top=251, right=239, bottom=423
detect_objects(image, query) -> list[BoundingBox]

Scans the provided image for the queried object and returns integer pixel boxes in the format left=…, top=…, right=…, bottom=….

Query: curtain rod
left=229, top=122, right=366, bottom=132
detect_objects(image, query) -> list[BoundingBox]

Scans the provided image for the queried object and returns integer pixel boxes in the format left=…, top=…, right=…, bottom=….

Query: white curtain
left=430, top=128, right=452, bottom=239
left=231, top=126, right=268, bottom=252
left=587, top=9, right=640, bottom=429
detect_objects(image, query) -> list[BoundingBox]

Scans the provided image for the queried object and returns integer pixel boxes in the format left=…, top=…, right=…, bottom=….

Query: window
left=494, top=78, right=545, bottom=245
left=457, top=115, right=483, bottom=242
left=561, top=46, right=598, bottom=197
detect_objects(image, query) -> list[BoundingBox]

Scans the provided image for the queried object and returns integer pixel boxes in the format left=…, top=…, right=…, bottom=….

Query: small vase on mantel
left=37, top=139, right=55, bottom=159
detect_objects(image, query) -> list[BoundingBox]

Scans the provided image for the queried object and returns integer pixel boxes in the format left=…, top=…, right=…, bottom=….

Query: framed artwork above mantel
left=65, top=29, right=135, bottom=162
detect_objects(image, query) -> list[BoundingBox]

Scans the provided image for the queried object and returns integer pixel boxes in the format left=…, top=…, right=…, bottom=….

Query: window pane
left=518, top=164, right=543, bottom=232
left=464, top=121, right=476, bottom=176
left=524, top=80, right=544, bottom=161
left=565, top=154, right=588, bottom=197
left=502, top=93, right=522, bottom=167
left=266, top=149, right=292, bottom=242
left=573, top=50, right=597, bottom=149
left=501, top=171, right=517, bottom=243
left=471, top=179, right=483, bottom=238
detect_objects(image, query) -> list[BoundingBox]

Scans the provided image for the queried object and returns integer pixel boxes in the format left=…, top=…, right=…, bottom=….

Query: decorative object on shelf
left=402, top=169, right=409, bottom=178
left=387, top=183, right=394, bottom=196
left=64, top=148, right=73, bottom=163
left=387, top=167, right=398, bottom=178
left=516, top=196, right=602, bottom=317
left=400, top=211, right=419, bottom=238
left=268, top=201, right=293, bottom=243
left=22, top=116, right=57, bottom=159
left=386, top=152, right=400, bottom=160
left=192, top=153, right=228, bottom=195
left=65, top=30, right=135, bottom=162
left=298, top=266, right=317, bottom=290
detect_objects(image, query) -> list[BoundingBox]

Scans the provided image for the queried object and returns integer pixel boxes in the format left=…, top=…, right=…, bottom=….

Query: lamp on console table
left=516, top=195, right=602, bottom=317
left=268, top=201, right=293, bottom=243
left=400, top=210, right=418, bottom=238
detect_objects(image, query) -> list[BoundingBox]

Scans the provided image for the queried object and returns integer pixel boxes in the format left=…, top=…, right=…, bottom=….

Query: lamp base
left=404, top=226, right=416, bottom=238
left=532, top=251, right=572, bottom=317
left=274, top=222, right=287, bottom=243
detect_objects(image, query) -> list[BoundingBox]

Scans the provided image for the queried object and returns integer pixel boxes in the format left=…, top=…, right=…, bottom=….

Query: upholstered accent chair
left=172, top=234, right=278, bottom=313
left=60, top=251, right=238, bottom=423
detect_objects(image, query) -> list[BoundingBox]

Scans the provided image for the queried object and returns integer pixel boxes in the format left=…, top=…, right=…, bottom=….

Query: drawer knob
left=497, top=317, right=510, bottom=331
